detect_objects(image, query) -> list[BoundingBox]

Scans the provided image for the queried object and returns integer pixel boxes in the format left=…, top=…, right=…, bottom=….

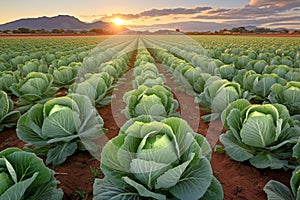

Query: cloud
left=268, top=22, right=300, bottom=26
left=248, top=0, right=299, bottom=8
left=79, top=14, right=105, bottom=18
left=101, top=13, right=140, bottom=20
left=140, top=6, right=212, bottom=17
left=206, top=8, right=231, bottom=14
left=101, top=6, right=212, bottom=21
left=193, top=0, right=300, bottom=26
left=93, top=1, right=299, bottom=30
left=223, top=16, right=300, bottom=27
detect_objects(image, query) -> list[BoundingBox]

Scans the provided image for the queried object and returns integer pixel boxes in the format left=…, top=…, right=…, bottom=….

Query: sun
left=111, top=18, right=125, bottom=26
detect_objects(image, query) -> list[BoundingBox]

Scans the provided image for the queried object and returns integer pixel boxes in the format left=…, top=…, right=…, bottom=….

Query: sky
left=1, top=0, right=299, bottom=31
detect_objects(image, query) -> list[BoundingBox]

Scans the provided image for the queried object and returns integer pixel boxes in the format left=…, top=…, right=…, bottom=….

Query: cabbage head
left=0, top=91, right=20, bottom=131
left=241, top=71, right=287, bottom=102
left=246, top=60, right=267, bottom=74
left=133, top=62, right=159, bottom=77
left=94, top=116, right=223, bottom=200
left=263, top=65, right=291, bottom=78
left=285, top=70, right=300, bottom=82
left=132, top=62, right=166, bottom=89
left=122, top=85, right=179, bottom=119
left=133, top=72, right=166, bottom=89
left=183, top=68, right=211, bottom=93
left=0, top=71, right=19, bottom=94
left=214, top=64, right=237, bottom=81
left=195, top=77, right=243, bottom=122
left=0, top=147, right=63, bottom=199
left=220, top=99, right=300, bottom=169
left=51, top=65, right=78, bottom=88
left=134, top=50, right=155, bottom=66
left=16, top=94, right=105, bottom=166
left=69, top=72, right=114, bottom=107
left=18, top=59, right=48, bottom=77
left=10, top=72, right=58, bottom=110
left=268, top=81, right=300, bottom=117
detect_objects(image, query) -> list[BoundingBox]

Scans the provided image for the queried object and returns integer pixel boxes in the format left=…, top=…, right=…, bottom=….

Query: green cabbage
left=16, top=94, right=105, bottom=166
left=122, top=85, right=179, bottom=119
left=94, top=116, right=223, bottom=200
left=0, top=90, right=20, bottom=131
left=0, top=147, right=63, bottom=199
left=220, top=99, right=300, bottom=169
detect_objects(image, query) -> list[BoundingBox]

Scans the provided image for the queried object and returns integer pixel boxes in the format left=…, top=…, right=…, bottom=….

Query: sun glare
left=111, top=18, right=125, bottom=26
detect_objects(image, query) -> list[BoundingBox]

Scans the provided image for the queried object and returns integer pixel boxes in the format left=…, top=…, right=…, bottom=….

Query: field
left=0, top=35, right=300, bottom=199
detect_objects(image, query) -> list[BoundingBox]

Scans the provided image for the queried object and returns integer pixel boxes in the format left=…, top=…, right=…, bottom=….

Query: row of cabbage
left=143, top=36, right=300, bottom=199
left=1, top=35, right=299, bottom=199
left=149, top=38, right=300, bottom=167
left=0, top=38, right=102, bottom=72
left=192, top=36, right=300, bottom=68
left=0, top=37, right=137, bottom=112
left=94, top=42, right=224, bottom=200
left=0, top=37, right=140, bottom=199
left=145, top=36, right=300, bottom=122
left=144, top=35, right=300, bottom=81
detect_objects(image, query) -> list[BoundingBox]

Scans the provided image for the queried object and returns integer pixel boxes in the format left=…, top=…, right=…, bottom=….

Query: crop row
left=0, top=35, right=300, bottom=199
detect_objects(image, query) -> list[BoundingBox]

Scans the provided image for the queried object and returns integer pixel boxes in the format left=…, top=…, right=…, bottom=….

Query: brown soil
left=0, top=50, right=292, bottom=199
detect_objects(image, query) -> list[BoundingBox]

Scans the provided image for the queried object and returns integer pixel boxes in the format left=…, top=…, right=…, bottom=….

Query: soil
left=0, top=49, right=292, bottom=200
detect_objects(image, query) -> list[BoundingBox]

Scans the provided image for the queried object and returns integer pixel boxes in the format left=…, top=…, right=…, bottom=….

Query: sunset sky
left=1, top=0, right=299, bottom=31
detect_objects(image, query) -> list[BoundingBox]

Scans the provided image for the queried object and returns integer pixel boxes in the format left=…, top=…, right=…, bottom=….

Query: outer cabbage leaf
left=0, top=90, right=20, bottom=131
left=16, top=94, right=105, bottom=166
left=0, top=148, right=63, bottom=199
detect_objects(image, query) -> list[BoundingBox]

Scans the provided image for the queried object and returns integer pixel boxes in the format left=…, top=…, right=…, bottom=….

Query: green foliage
left=50, top=65, right=79, bottom=88
left=0, top=71, right=19, bottom=94
left=214, top=64, right=237, bottom=81
left=183, top=68, right=211, bottom=93
left=99, top=56, right=129, bottom=79
left=268, top=81, right=300, bottom=116
left=10, top=72, right=58, bottom=110
left=264, top=166, right=300, bottom=200
left=0, top=91, right=20, bottom=131
left=16, top=94, right=105, bottom=166
left=18, top=59, right=48, bottom=77
left=69, top=72, right=114, bottom=107
left=0, top=147, right=63, bottom=199
left=122, top=85, right=179, bottom=119
left=220, top=99, right=300, bottom=169
left=195, top=77, right=244, bottom=122
left=132, top=62, right=166, bottom=89
left=94, top=116, right=223, bottom=200
left=240, top=71, right=287, bottom=102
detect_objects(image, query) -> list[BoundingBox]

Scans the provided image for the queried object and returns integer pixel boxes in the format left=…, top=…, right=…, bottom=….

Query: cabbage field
left=0, top=35, right=300, bottom=200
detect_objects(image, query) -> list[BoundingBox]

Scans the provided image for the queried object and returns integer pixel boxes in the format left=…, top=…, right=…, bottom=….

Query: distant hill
left=0, top=15, right=128, bottom=32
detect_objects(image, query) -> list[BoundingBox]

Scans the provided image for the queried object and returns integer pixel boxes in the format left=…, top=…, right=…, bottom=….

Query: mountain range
left=0, top=15, right=128, bottom=32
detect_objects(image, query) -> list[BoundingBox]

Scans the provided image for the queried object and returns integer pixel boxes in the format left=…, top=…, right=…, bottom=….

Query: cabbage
left=0, top=147, right=63, bottom=199
left=220, top=99, right=300, bottom=169
left=94, top=116, right=223, bottom=200
left=0, top=91, right=20, bottom=131
left=17, top=94, right=105, bottom=166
